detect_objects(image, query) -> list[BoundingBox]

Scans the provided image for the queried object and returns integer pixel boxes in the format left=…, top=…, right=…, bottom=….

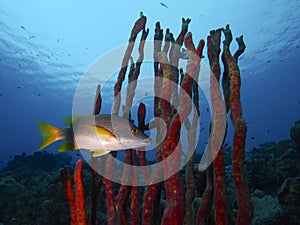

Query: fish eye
left=131, top=127, right=139, bottom=134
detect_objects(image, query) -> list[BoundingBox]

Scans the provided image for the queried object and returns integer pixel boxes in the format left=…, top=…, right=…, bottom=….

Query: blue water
left=0, top=0, right=300, bottom=169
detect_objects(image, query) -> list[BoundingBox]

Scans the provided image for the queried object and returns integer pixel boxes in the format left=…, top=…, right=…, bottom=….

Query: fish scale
left=37, top=114, right=151, bottom=157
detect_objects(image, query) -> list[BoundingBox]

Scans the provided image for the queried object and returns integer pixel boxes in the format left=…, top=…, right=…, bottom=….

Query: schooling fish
left=37, top=114, right=151, bottom=157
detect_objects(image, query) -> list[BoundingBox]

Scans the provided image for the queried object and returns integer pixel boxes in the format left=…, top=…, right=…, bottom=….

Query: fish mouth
left=139, top=137, right=152, bottom=146
left=144, top=137, right=152, bottom=144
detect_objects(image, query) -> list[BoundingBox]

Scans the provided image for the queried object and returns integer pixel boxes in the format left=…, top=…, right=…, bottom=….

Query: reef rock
left=278, top=176, right=300, bottom=208
left=290, top=119, right=300, bottom=144
left=251, top=194, right=283, bottom=225
left=246, top=139, right=300, bottom=195
left=0, top=152, right=72, bottom=225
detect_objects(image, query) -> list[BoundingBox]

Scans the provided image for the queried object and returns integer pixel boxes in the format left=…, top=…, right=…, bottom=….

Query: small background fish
left=160, top=2, right=168, bottom=8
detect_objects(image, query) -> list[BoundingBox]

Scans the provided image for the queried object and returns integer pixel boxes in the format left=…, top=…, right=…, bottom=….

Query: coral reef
left=0, top=123, right=299, bottom=224
left=245, top=139, right=300, bottom=224
left=2, top=14, right=299, bottom=225
left=54, top=14, right=249, bottom=225
left=0, top=152, right=73, bottom=224
left=290, top=119, right=300, bottom=144
left=56, top=14, right=297, bottom=225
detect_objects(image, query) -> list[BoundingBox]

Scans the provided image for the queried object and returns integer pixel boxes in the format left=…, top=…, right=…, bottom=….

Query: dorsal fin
left=64, top=115, right=84, bottom=126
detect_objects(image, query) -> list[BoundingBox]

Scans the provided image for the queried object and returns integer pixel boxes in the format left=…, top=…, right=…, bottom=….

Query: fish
left=160, top=2, right=168, bottom=8
left=37, top=114, right=152, bottom=157
left=180, top=48, right=205, bottom=60
left=180, top=48, right=189, bottom=59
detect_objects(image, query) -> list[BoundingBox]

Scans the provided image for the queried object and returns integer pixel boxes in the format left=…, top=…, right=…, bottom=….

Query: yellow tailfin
left=37, top=120, right=62, bottom=150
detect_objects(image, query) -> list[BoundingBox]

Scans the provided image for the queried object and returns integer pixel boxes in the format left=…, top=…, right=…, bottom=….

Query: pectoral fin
left=87, top=125, right=116, bottom=141
left=58, top=142, right=78, bottom=152
left=90, top=149, right=110, bottom=157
